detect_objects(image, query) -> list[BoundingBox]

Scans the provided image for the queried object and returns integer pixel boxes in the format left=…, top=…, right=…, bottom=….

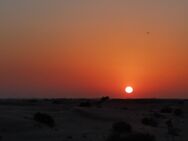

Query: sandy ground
left=0, top=99, right=187, bottom=141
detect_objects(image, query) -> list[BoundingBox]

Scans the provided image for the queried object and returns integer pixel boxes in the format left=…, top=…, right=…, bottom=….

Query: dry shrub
left=33, top=112, right=55, bottom=128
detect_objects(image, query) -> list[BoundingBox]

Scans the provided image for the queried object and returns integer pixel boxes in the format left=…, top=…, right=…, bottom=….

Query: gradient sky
left=0, top=0, right=188, bottom=98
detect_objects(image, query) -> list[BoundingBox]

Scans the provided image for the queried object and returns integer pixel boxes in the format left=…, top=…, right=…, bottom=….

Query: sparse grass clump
left=112, top=121, right=132, bottom=134
left=106, top=121, right=132, bottom=141
left=33, top=112, right=55, bottom=128
left=142, top=117, right=158, bottom=127
left=96, top=96, right=110, bottom=108
left=153, top=112, right=166, bottom=119
left=160, top=106, right=173, bottom=113
left=28, top=99, right=38, bottom=103
left=107, top=120, right=155, bottom=141
left=67, top=135, right=73, bottom=139
left=165, top=119, right=180, bottom=136
left=106, top=133, right=121, bottom=141
left=100, top=96, right=110, bottom=102
left=174, top=108, right=183, bottom=117
left=177, top=100, right=184, bottom=105
left=107, top=132, right=155, bottom=141
left=79, top=101, right=92, bottom=107
left=122, top=107, right=128, bottom=110
left=126, top=132, right=155, bottom=141
left=52, top=100, right=61, bottom=104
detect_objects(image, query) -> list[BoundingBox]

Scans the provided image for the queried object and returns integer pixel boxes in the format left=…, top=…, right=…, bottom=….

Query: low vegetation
left=152, top=112, right=166, bottom=119
left=160, top=106, right=173, bottom=113
left=126, top=132, right=155, bottom=141
left=79, top=101, right=92, bottom=107
left=121, top=107, right=128, bottom=110
left=142, top=117, right=158, bottom=127
left=166, top=119, right=180, bottom=137
left=96, top=96, right=110, bottom=108
left=100, top=96, right=110, bottom=102
left=112, top=121, right=132, bottom=134
left=174, top=108, right=183, bottom=117
left=107, top=121, right=131, bottom=141
left=107, top=132, right=155, bottom=141
left=33, top=112, right=55, bottom=128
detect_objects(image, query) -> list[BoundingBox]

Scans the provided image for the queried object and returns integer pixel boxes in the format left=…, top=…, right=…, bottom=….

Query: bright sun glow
left=125, top=86, right=133, bottom=94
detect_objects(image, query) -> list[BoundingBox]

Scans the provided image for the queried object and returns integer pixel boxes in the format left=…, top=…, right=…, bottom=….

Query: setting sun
left=125, top=86, right=134, bottom=94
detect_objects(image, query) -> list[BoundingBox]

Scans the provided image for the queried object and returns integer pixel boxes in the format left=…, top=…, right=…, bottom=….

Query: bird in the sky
left=146, top=32, right=150, bottom=35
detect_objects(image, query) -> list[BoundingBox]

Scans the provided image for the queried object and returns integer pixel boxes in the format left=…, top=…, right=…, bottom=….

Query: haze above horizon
left=0, top=0, right=188, bottom=98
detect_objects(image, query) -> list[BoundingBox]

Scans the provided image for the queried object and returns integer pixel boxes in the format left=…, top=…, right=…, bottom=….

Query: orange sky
left=0, top=0, right=188, bottom=98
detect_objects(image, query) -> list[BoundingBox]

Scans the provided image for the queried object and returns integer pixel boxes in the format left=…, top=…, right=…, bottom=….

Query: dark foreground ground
left=0, top=98, right=187, bottom=141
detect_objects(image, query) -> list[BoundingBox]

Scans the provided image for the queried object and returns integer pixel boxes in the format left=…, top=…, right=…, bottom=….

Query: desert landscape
left=1, top=1, right=188, bottom=141
left=0, top=98, right=187, bottom=141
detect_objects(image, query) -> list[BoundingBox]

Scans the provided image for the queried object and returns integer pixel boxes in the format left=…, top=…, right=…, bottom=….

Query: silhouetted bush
left=28, top=99, right=38, bottom=103
left=33, top=112, right=55, bottom=128
left=174, top=108, right=183, bottom=117
left=82, top=134, right=87, bottom=138
left=79, top=101, right=92, bottom=107
left=106, top=132, right=121, bottom=141
left=142, top=117, right=158, bottom=127
left=168, top=128, right=180, bottom=136
left=100, top=96, right=110, bottom=102
left=152, top=112, right=166, bottom=119
left=96, top=96, right=110, bottom=108
left=160, top=106, right=173, bottom=113
left=107, top=132, right=155, bottom=141
left=177, top=100, right=184, bottom=105
left=112, top=121, right=132, bottom=134
left=166, top=119, right=180, bottom=136
left=67, top=135, right=73, bottom=139
left=52, top=100, right=61, bottom=104
left=121, top=107, right=128, bottom=110
left=126, top=132, right=155, bottom=141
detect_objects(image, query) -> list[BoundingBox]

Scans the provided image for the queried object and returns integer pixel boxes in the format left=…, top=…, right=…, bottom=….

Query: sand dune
left=0, top=99, right=187, bottom=141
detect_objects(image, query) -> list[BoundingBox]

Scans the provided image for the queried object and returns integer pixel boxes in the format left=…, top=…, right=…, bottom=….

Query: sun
left=125, top=86, right=133, bottom=94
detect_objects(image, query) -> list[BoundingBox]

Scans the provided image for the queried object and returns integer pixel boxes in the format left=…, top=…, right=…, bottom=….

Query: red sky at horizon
left=0, top=0, right=188, bottom=98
